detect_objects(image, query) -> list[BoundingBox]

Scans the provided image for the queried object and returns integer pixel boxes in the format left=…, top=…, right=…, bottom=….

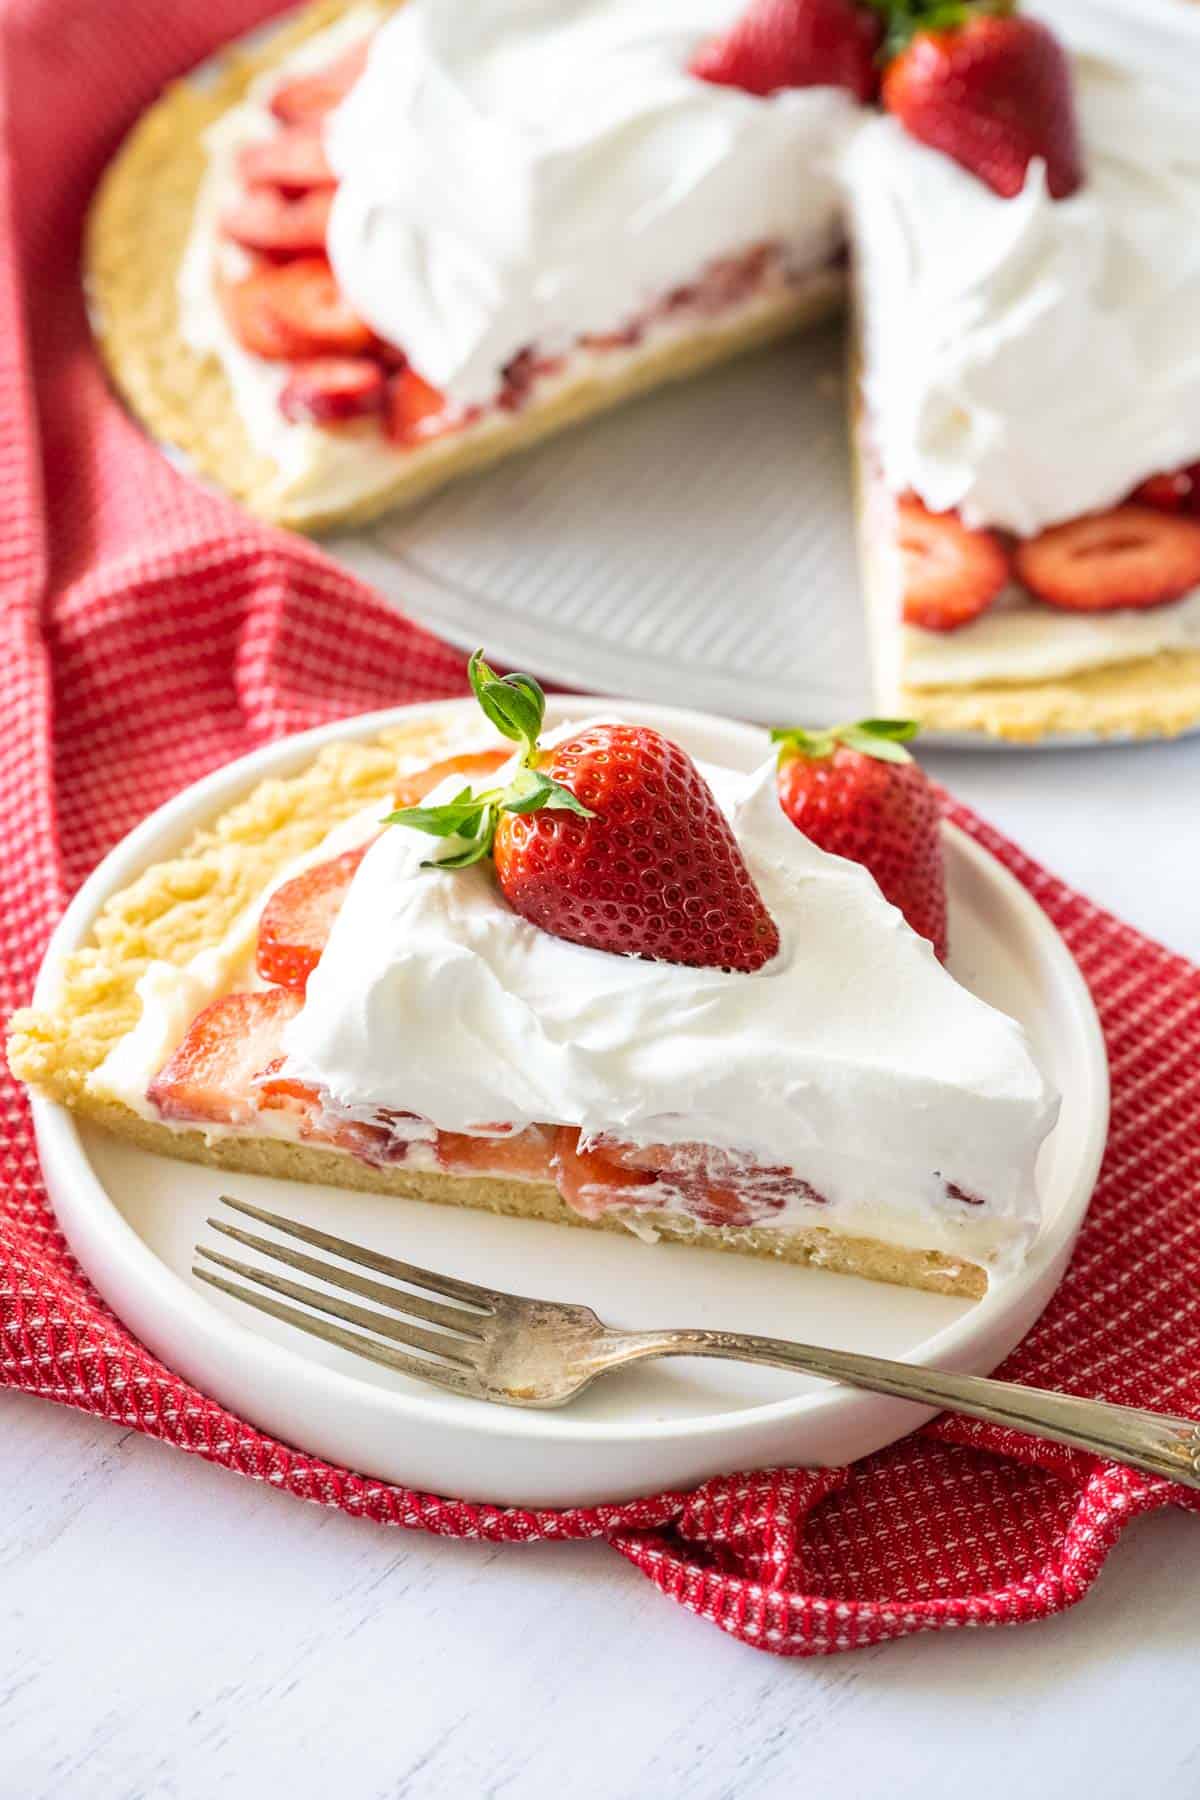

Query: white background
left=4, top=733, right=1199, bottom=1798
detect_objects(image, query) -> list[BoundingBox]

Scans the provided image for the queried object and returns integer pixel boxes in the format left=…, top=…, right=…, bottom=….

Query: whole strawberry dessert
left=9, top=657, right=1059, bottom=1300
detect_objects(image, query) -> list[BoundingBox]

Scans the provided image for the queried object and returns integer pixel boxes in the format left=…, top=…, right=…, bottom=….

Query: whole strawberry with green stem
left=387, top=652, right=780, bottom=974
left=773, top=717, right=948, bottom=960
left=872, top=0, right=1084, bottom=202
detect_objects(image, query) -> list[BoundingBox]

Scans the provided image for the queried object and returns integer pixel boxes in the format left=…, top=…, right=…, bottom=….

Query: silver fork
left=194, top=1197, right=1200, bottom=1489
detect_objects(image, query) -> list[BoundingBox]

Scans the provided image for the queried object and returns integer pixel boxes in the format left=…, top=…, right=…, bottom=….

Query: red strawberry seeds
left=772, top=718, right=948, bottom=960
left=493, top=722, right=780, bottom=972
left=386, top=653, right=780, bottom=974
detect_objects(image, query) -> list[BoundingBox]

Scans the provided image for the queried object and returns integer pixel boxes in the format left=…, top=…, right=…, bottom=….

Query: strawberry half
left=1014, top=505, right=1200, bottom=613
left=385, top=652, right=780, bottom=974
left=222, top=257, right=373, bottom=360
left=772, top=718, right=948, bottom=960
left=221, top=188, right=333, bottom=257
left=238, top=127, right=335, bottom=194
left=256, top=845, right=369, bottom=990
left=690, top=0, right=882, bottom=103
left=269, top=42, right=369, bottom=126
left=279, top=357, right=387, bottom=424
left=881, top=10, right=1084, bottom=202
left=147, top=988, right=302, bottom=1126
left=896, top=495, right=1010, bottom=631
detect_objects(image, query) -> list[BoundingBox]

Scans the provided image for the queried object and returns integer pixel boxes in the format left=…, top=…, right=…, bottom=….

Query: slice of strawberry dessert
left=57, top=658, right=1058, bottom=1300
left=839, top=0, right=1200, bottom=735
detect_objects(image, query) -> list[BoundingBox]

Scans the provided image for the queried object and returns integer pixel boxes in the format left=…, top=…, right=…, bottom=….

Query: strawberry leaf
left=468, top=648, right=545, bottom=754
left=837, top=727, right=913, bottom=765
left=505, top=766, right=593, bottom=818
left=421, top=807, right=497, bottom=870
left=771, top=717, right=919, bottom=767
left=861, top=0, right=1010, bottom=61
left=386, top=654, right=595, bottom=867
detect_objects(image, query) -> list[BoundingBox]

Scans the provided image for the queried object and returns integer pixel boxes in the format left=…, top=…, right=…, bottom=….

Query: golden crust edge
left=85, top=0, right=842, bottom=534
left=8, top=711, right=986, bottom=1301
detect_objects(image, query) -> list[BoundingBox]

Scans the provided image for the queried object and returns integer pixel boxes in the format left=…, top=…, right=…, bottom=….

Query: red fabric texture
left=3, top=0, right=1199, bottom=1659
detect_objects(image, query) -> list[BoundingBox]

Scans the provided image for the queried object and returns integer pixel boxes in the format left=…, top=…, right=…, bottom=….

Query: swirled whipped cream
left=324, top=0, right=853, bottom=407
left=275, top=737, right=1057, bottom=1276
left=846, top=0, right=1200, bottom=539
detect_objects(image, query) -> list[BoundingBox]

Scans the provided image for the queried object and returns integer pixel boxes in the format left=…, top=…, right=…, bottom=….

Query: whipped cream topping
left=845, top=0, right=1200, bottom=538
left=325, top=0, right=853, bottom=407
left=277, top=735, right=1057, bottom=1273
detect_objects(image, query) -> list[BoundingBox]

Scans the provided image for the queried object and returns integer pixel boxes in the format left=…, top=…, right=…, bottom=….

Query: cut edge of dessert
left=8, top=663, right=1059, bottom=1303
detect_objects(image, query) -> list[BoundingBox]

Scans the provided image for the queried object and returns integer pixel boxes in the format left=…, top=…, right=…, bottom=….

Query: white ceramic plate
left=32, top=698, right=1108, bottom=1507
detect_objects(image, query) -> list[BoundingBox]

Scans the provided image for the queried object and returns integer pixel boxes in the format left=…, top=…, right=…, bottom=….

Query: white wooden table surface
left=4, top=733, right=1200, bottom=1800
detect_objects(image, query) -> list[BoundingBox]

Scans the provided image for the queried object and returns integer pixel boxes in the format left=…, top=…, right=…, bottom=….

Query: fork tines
left=192, top=1197, right=495, bottom=1397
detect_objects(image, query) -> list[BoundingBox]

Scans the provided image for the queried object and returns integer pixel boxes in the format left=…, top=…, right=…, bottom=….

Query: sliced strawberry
left=147, top=989, right=302, bottom=1126
left=690, top=0, right=882, bottom=103
left=1014, top=505, right=1200, bottom=613
left=220, top=188, right=333, bottom=257
left=1133, top=464, right=1200, bottom=516
left=279, top=357, right=386, bottom=424
left=269, top=42, right=369, bottom=126
left=554, top=1131, right=803, bottom=1228
left=255, top=1063, right=321, bottom=1114
left=580, top=325, right=642, bottom=351
left=896, top=496, right=1010, bottom=632
left=256, top=845, right=369, bottom=990
left=385, top=367, right=462, bottom=446
left=222, top=258, right=373, bottom=361
left=436, top=1124, right=558, bottom=1182
left=392, top=748, right=509, bottom=810
left=553, top=1128, right=656, bottom=1220
left=237, top=127, right=335, bottom=194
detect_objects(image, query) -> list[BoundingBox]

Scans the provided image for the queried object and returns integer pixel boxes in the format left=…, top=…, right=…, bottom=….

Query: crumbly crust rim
left=7, top=714, right=984, bottom=1300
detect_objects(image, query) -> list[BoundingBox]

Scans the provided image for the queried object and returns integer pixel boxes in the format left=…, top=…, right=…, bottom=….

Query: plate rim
left=30, top=695, right=1110, bottom=1456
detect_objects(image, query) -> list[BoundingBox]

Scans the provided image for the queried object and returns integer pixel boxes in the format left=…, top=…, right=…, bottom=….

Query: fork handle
left=600, top=1330, right=1200, bottom=1488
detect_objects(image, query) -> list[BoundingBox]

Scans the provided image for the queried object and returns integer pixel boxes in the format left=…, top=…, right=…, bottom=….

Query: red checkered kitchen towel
left=3, top=0, right=1199, bottom=1659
